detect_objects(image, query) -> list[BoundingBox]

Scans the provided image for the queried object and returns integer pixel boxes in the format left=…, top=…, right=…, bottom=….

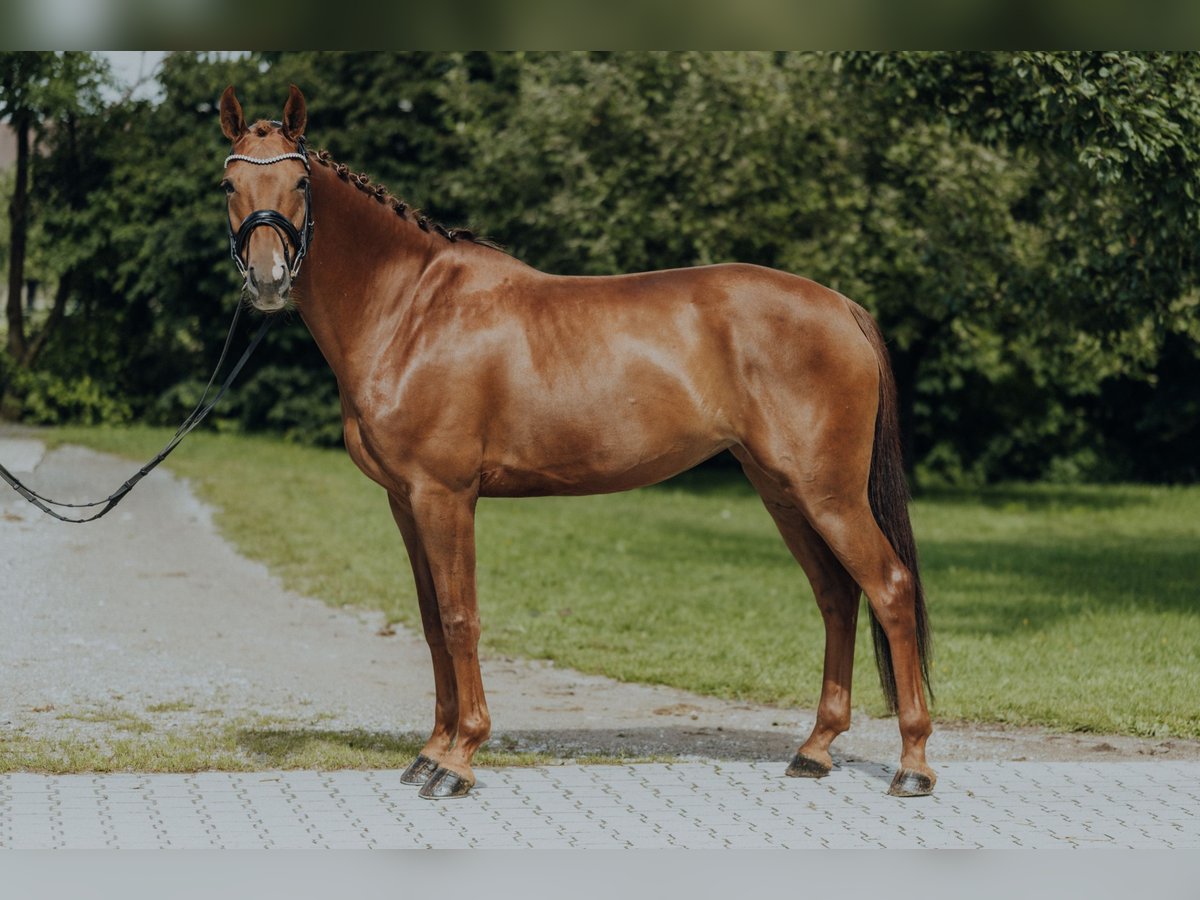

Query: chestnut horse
left=219, top=86, right=934, bottom=800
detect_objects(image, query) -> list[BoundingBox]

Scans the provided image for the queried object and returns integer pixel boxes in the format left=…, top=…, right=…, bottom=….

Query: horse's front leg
left=407, top=481, right=490, bottom=800
left=389, top=494, right=459, bottom=786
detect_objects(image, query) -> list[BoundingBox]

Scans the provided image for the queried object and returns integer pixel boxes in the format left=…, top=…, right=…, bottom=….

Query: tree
left=836, top=51, right=1200, bottom=331
left=440, top=53, right=1047, bottom=473
left=9, top=51, right=1199, bottom=481
left=440, top=52, right=1200, bottom=482
left=0, top=52, right=108, bottom=369
left=834, top=51, right=1200, bottom=480
left=439, top=52, right=819, bottom=274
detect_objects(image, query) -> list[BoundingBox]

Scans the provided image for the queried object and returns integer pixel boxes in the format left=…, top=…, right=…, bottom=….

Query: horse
left=218, top=85, right=934, bottom=800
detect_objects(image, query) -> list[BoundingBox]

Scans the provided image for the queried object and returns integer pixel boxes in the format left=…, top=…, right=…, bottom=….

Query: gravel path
left=2, top=431, right=1197, bottom=768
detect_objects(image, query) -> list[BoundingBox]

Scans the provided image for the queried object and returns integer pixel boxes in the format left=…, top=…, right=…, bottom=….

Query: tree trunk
left=6, top=112, right=30, bottom=360
left=19, top=112, right=77, bottom=370
left=22, top=273, right=69, bottom=369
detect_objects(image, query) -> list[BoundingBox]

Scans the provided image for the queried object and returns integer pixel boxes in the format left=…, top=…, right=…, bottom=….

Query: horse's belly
left=479, top=424, right=730, bottom=498
left=472, top=303, right=745, bottom=496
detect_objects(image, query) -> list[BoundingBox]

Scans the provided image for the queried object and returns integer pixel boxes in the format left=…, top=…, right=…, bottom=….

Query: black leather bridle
left=225, top=133, right=315, bottom=279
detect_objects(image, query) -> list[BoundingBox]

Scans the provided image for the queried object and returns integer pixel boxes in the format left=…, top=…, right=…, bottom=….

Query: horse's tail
left=845, top=299, right=932, bottom=715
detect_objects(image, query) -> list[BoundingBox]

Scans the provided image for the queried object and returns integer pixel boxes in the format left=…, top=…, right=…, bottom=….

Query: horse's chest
left=343, top=415, right=399, bottom=491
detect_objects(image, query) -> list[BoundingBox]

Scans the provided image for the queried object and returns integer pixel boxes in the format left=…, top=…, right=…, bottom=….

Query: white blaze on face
left=271, top=249, right=287, bottom=282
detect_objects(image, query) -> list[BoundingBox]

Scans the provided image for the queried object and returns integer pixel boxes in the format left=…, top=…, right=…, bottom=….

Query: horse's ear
left=220, top=86, right=246, bottom=141
left=282, top=84, right=307, bottom=140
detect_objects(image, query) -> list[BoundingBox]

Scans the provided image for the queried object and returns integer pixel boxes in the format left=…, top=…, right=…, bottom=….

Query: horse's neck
left=297, top=165, right=437, bottom=386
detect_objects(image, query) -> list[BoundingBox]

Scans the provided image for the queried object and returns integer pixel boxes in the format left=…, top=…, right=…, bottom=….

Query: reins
left=0, top=305, right=274, bottom=523
left=0, top=139, right=311, bottom=524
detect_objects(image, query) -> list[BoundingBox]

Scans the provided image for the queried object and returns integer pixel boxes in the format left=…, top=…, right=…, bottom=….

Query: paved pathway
left=2, top=762, right=1197, bottom=849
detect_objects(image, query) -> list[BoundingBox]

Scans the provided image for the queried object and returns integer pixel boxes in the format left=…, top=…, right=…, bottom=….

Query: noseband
left=224, top=134, right=315, bottom=279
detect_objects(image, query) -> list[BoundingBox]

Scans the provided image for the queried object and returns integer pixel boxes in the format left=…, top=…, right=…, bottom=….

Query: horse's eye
left=296, top=176, right=310, bottom=191
left=221, top=179, right=235, bottom=195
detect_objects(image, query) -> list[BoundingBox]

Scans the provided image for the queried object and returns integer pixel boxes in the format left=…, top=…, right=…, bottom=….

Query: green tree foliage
left=439, top=52, right=1146, bottom=479
left=7, top=53, right=346, bottom=439
left=836, top=51, right=1200, bottom=479
left=4, top=51, right=1198, bottom=481
left=0, top=51, right=108, bottom=371
left=839, top=52, right=1200, bottom=322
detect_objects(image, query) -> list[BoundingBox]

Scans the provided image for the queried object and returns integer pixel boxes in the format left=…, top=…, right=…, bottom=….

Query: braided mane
left=308, top=146, right=503, bottom=251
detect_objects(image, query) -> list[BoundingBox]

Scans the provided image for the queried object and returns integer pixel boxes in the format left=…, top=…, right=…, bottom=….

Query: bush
left=149, top=364, right=343, bottom=447
left=8, top=368, right=132, bottom=426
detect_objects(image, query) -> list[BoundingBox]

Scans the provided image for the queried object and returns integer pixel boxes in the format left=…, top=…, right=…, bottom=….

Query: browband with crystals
left=224, top=137, right=314, bottom=278
left=224, top=151, right=309, bottom=167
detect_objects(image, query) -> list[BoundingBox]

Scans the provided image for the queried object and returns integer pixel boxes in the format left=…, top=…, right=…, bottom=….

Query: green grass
left=56, top=707, right=155, bottom=735
left=145, top=700, right=196, bottom=714
left=47, top=425, right=1200, bottom=740
left=0, top=721, right=650, bottom=774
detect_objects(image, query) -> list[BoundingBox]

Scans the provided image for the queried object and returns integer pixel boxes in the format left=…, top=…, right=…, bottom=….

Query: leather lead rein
left=0, top=138, right=314, bottom=523
left=0, top=307, right=274, bottom=523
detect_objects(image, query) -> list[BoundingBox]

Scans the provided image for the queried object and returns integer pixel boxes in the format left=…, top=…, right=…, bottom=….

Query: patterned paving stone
left=0, top=762, right=1196, bottom=849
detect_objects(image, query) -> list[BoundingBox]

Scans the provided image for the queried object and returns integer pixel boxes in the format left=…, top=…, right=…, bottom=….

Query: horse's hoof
left=786, top=752, right=832, bottom=778
left=418, top=767, right=474, bottom=800
left=887, top=768, right=935, bottom=797
left=399, top=754, right=441, bottom=785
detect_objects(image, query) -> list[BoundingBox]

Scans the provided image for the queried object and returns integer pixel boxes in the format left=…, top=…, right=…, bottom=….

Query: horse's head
left=219, top=84, right=313, bottom=312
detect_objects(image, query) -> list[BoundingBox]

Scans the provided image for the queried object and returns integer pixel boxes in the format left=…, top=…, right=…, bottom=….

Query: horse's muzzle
left=245, top=266, right=291, bottom=312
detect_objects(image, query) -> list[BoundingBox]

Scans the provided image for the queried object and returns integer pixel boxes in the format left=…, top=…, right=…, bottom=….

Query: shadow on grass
left=922, top=534, right=1200, bottom=636
left=648, top=455, right=756, bottom=498
left=637, top=475, right=1194, bottom=633
left=649, top=462, right=1154, bottom=514
left=235, top=726, right=799, bottom=766
left=237, top=728, right=424, bottom=767
left=627, top=520, right=791, bottom=568
left=627, top=499, right=1196, bottom=624
left=916, top=483, right=1152, bottom=512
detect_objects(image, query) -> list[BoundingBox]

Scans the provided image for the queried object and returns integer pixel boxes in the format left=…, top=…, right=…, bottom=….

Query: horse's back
left=516, top=261, right=877, bottom=414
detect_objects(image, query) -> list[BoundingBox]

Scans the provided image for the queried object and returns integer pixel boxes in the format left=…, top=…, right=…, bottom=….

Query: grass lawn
left=0, top=718, right=655, bottom=774
left=47, top=425, right=1200, bottom=740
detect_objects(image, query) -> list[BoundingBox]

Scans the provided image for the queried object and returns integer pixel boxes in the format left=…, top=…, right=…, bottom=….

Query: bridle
left=224, top=132, right=315, bottom=279
left=0, top=137, right=305, bottom=523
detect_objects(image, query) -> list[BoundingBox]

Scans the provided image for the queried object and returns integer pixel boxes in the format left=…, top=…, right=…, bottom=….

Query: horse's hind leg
left=389, top=494, right=460, bottom=787
left=736, top=452, right=861, bottom=778
left=738, top=417, right=934, bottom=796
left=804, top=500, right=934, bottom=794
